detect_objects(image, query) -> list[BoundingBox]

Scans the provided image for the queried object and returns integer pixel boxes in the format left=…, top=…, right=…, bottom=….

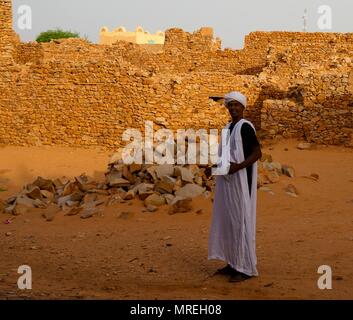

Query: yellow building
left=99, top=26, right=165, bottom=45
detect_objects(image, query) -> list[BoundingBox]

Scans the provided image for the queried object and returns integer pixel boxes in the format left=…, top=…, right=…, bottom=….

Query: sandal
left=214, top=264, right=236, bottom=276
left=229, top=272, right=252, bottom=282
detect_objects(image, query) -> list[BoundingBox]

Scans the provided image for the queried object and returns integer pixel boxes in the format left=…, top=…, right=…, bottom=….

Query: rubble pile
left=0, top=151, right=296, bottom=220
left=0, top=148, right=215, bottom=219
left=257, top=153, right=296, bottom=186
left=105, top=154, right=212, bottom=214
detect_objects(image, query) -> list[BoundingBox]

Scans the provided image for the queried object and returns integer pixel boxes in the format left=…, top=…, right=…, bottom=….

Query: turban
left=224, top=91, right=247, bottom=109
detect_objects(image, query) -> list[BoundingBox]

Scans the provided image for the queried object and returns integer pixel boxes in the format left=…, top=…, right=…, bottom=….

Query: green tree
left=36, top=28, right=80, bottom=43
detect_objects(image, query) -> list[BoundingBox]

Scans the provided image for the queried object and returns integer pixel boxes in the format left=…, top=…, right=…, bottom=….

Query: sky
left=12, top=0, right=353, bottom=49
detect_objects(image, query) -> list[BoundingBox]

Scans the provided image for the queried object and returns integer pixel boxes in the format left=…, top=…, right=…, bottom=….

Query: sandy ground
left=0, top=139, right=353, bottom=300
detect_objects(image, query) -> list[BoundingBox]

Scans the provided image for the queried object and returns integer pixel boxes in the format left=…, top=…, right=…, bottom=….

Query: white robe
left=208, top=118, right=258, bottom=276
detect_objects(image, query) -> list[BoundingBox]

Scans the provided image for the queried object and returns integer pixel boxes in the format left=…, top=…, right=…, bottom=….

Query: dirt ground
left=0, top=139, right=353, bottom=300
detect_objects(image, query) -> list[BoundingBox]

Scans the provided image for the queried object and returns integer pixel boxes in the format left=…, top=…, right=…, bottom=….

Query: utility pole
left=302, top=8, right=308, bottom=32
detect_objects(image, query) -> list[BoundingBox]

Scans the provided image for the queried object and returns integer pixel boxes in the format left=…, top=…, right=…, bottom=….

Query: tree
left=36, top=28, right=80, bottom=43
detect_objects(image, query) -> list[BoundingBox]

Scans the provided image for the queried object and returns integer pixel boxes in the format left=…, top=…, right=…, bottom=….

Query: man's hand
left=228, top=162, right=242, bottom=174
left=204, top=163, right=242, bottom=176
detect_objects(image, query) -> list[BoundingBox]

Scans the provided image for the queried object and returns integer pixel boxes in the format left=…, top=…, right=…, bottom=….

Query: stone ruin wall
left=0, top=0, right=352, bottom=148
left=258, top=32, right=353, bottom=146
left=0, top=0, right=19, bottom=69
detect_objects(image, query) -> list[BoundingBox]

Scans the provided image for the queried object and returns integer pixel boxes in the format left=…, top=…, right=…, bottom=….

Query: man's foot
left=213, top=264, right=236, bottom=276
left=228, top=271, right=252, bottom=282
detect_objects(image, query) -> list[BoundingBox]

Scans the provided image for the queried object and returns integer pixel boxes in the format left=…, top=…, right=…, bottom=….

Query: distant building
left=99, top=26, right=165, bottom=45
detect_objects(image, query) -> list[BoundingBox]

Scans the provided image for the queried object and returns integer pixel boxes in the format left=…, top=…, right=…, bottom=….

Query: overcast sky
left=13, top=0, right=353, bottom=49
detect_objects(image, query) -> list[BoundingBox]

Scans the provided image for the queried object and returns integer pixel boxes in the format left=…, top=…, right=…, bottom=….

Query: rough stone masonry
left=0, top=0, right=352, bottom=148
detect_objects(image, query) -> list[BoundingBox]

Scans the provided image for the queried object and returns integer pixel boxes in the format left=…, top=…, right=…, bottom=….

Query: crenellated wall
left=99, top=25, right=165, bottom=45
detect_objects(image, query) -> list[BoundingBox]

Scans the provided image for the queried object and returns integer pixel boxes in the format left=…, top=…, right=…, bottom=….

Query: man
left=207, top=91, right=262, bottom=282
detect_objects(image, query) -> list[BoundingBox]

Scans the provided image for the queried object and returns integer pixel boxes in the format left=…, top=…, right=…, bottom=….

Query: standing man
left=207, top=91, right=262, bottom=282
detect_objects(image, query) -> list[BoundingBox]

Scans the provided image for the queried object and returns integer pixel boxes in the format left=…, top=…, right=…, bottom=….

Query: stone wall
left=258, top=34, right=353, bottom=146
left=0, top=47, right=260, bottom=147
left=262, top=95, right=353, bottom=147
left=0, top=0, right=352, bottom=148
left=0, top=0, right=19, bottom=67
left=0, top=0, right=12, bottom=31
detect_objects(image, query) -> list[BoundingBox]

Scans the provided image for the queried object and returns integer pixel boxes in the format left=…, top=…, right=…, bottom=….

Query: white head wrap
left=224, top=91, right=247, bottom=109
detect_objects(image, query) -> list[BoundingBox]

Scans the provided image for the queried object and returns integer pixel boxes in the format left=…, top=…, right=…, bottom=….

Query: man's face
left=226, top=100, right=245, bottom=119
